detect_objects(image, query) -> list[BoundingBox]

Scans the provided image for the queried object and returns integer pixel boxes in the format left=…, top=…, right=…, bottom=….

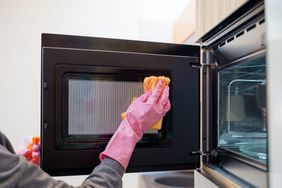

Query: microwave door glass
left=218, top=54, right=267, bottom=164
left=68, top=78, right=157, bottom=136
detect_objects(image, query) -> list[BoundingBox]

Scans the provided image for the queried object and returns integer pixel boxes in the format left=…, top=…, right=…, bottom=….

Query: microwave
left=41, top=0, right=267, bottom=186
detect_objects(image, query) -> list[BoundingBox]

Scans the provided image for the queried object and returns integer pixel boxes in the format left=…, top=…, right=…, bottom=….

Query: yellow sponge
left=143, top=76, right=170, bottom=130
left=143, top=76, right=170, bottom=92
left=121, top=76, right=170, bottom=131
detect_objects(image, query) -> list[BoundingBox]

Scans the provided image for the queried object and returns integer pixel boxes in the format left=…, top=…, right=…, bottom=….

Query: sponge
left=143, top=76, right=170, bottom=130
left=143, top=76, right=170, bottom=92
left=121, top=76, right=170, bottom=131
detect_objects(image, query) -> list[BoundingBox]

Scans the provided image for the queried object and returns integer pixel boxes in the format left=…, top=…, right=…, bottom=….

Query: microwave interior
left=217, top=52, right=267, bottom=165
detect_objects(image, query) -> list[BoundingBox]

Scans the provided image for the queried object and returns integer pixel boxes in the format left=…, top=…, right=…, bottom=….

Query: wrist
left=99, top=119, right=142, bottom=169
left=124, top=114, right=143, bottom=138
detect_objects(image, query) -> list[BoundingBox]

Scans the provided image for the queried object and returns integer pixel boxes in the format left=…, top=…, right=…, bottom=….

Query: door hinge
left=190, top=149, right=218, bottom=158
left=190, top=62, right=218, bottom=69
left=190, top=62, right=201, bottom=69
left=201, top=49, right=218, bottom=69
left=190, top=150, right=210, bottom=156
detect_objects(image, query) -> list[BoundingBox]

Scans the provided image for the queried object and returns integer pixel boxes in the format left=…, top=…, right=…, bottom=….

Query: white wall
left=0, top=0, right=189, bottom=148
left=0, top=0, right=140, bottom=148
left=138, top=19, right=174, bottom=43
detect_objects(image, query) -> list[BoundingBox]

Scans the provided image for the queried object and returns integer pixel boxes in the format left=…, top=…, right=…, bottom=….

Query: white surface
left=194, top=170, right=218, bottom=188
left=136, top=0, right=190, bottom=21
left=53, top=173, right=141, bottom=187
left=265, top=0, right=282, bottom=187
left=0, top=0, right=190, bottom=186
left=138, top=170, right=194, bottom=188
left=53, top=175, right=88, bottom=186
left=138, top=19, right=174, bottom=43
left=55, top=171, right=196, bottom=188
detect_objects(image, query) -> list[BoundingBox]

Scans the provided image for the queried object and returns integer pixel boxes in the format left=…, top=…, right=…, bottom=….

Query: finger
left=32, top=144, right=40, bottom=152
left=32, top=151, right=40, bottom=158
left=138, top=90, right=151, bottom=102
left=147, top=80, right=163, bottom=104
left=158, top=86, right=170, bottom=105
left=163, top=99, right=171, bottom=112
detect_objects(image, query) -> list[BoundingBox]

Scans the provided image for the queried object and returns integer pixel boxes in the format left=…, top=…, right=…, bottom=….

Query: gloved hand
left=16, top=137, right=40, bottom=166
left=99, top=80, right=171, bottom=169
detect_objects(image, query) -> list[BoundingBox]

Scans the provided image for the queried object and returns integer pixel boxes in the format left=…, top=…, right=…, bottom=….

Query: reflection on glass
left=218, top=54, right=267, bottom=164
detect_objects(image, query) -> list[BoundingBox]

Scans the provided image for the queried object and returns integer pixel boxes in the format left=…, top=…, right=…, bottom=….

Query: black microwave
left=41, top=33, right=200, bottom=175
left=41, top=1, right=268, bottom=186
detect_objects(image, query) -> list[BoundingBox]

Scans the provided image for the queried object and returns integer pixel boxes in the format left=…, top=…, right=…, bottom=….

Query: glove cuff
left=99, top=118, right=143, bottom=169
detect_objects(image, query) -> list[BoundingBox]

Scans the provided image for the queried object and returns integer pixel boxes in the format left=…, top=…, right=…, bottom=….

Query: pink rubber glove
left=16, top=142, right=40, bottom=166
left=99, top=80, right=171, bottom=169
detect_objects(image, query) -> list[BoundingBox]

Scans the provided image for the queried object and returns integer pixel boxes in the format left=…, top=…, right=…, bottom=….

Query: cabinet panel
left=195, top=0, right=247, bottom=40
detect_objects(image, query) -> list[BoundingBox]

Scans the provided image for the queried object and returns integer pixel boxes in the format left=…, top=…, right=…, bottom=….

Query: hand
left=99, top=80, right=171, bottom=169
left=16, top=140, right=40, bottom=166
left=126, top=80, right=170, bottom=134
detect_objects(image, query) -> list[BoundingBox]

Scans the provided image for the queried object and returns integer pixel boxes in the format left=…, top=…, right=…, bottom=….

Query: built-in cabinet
left=173, top=0, right=247, bottom=43
left=195, top=0, right=247, bottom=40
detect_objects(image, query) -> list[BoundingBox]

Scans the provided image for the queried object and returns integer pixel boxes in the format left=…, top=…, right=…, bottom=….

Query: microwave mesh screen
left=68, top=79, right=157, bottom=135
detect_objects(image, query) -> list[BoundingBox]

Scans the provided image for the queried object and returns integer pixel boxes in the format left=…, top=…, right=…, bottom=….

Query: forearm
left=0, top=131, right=124, bottom=188
left=17, top=156, right=124, bottom=188
left=82, top=157, right=125, bottom=188
left=0, top=149, right=124, bottom=188
left=99, top=118, right=141, bottom=169
left=0, top=145, right=73, bottom=188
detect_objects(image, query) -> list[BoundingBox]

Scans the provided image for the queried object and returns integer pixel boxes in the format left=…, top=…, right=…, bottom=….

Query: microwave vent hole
left=213, top=46, right=218, bottom=51
left=259, top=19, right=265, bottom=25
left=219, top=42, right=226, bottom=47
left=236, top=30, right=245, bottom=38
left=227, top=37, right=234, bottom=43
left=246, top=24, right=256, bottom=32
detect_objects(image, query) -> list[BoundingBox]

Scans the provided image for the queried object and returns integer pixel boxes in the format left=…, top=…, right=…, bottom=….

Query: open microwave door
left=41, top=34, right=200, bottom=176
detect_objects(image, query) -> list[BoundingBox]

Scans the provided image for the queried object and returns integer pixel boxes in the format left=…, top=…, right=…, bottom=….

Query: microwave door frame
left=41, top=34, right=201, bottom=175
left=197, top=48, right=216, bottom=165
